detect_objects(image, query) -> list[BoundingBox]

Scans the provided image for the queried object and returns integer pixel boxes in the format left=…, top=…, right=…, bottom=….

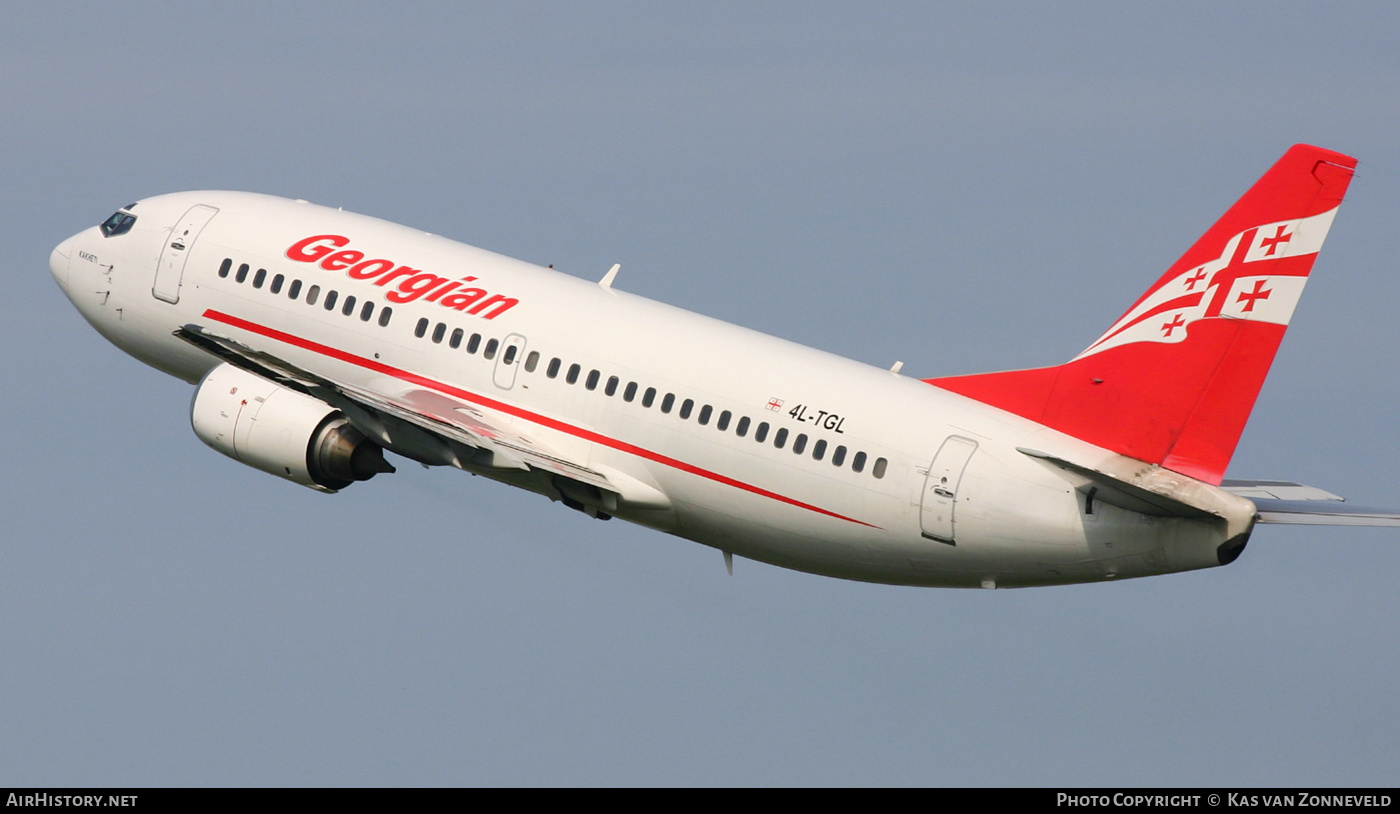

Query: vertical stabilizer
left=927, top=145, right=1357, bottom=484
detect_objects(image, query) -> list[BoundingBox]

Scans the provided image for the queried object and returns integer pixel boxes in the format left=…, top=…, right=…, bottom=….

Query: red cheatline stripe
left=203, top=309, right=877, bottom=528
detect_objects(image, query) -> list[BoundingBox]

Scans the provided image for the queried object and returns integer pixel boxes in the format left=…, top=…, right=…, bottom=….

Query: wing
left=175, top=323, right=670, bottom=513
left=1221, top=479, right=1400, bottom=526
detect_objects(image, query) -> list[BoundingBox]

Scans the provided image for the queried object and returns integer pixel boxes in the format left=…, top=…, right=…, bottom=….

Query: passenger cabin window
left=253, top=269, right=267, bottom=288
left=525, top=352, right=540, bottom=373
left=99, top=211, right=136, bottom=238
left=483, top=339, right=499, bottom=360
left=218, top=259, right=231, bottom=278
left=377, top=306, right=393, bottom=327
left=873, top=457, right=888, bottom=479
left=449, top=328, right=464, bottom=349
left=547, top=358, right=561, bottom=378
left=679, top=399, right=693, bottom=419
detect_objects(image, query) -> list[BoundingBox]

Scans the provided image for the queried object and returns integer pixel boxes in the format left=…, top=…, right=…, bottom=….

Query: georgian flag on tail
left=1077, top=208, right=1339, bottom=359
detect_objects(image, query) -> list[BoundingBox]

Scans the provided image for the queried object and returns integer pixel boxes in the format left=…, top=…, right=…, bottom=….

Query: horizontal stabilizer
left=1221, top=479, right=1400, bottom=526
left=1017, top=447, right=1254, bottom=527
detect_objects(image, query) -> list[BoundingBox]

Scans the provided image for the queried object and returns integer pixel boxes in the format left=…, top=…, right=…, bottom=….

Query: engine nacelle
left=190, top=363, right=394, bottom=492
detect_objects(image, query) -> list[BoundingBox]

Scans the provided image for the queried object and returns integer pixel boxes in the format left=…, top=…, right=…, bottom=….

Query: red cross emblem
left=766, top=397, right=784, bottom=411
left=1184, top=269, right=1207, bottom=290
left=1195, top=223, right=1311, bottom=318
left=1204, top=228, right=1262, bottom=317
left=1161, top=314, right=1186, bottom=337
left=1259, top=224, right=1292, bottom=256
left=1236, top=279, right=1272, bottom=312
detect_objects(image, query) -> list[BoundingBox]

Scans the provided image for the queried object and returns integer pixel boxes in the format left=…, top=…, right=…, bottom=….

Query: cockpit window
left=100, top=210, right=137, bottom=238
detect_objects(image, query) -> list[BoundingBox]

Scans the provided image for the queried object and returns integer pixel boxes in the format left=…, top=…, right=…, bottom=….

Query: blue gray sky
left=4, top=3, right=1399, bottom=786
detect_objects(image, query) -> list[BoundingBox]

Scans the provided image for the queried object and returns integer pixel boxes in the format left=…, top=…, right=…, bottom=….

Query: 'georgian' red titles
left=286, top=234, right=518, bottom=319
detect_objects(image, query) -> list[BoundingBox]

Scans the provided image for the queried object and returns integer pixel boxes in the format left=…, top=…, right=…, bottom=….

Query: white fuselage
left=51, top=191, right=1244, bottom=587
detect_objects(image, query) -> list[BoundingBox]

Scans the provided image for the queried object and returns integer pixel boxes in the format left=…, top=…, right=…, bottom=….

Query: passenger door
left=919, top=436, right=978, bottom=544
left=153, top=204, right=219, bottom=304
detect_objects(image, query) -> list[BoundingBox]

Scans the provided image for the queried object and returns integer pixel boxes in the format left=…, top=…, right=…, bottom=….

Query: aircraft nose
left=50, top=234, right=75, bottom=292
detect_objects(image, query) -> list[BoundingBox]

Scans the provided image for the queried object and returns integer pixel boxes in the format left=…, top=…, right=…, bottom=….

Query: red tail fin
left=927, top=145, right=1357, bottom=485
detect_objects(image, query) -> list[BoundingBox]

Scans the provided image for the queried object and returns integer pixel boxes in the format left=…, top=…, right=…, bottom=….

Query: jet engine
left=190, top=363, right=394, bottom=492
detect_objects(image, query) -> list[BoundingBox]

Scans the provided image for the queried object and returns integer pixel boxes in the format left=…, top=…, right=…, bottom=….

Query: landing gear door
left=919, top=436, right=978, bottom=544
left=153, top=204, right=219, bottom=304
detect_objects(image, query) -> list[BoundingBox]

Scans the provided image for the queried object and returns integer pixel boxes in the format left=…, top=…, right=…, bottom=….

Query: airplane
left=48, top=144, right=1400, bottom=589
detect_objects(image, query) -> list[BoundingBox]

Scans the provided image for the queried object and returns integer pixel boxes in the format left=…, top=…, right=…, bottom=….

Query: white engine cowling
left=190, top=363, right=394, bottom=492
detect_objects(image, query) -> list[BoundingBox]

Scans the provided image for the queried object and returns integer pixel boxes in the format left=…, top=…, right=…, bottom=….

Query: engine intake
left=190, top=363, right=394, bottom=491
